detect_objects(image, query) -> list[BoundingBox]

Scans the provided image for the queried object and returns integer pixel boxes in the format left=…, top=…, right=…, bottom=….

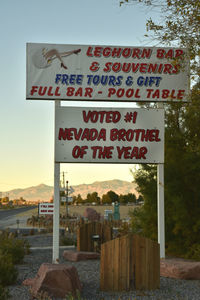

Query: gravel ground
left=8, top=234, right=200, bottom=300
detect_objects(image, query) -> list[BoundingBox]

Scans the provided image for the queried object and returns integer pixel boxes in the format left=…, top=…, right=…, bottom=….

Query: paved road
left=0, top=206, right=37, bottom=229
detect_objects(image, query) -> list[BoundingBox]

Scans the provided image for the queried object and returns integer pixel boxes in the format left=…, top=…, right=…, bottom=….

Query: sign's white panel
left=26, top=43, right=189, bottom=102
left=39, top=203, right=54, bottom=215
left=55, top=107, right=164, bottom=164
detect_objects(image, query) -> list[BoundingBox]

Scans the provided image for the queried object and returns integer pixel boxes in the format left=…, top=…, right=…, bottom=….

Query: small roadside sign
left=61, top=196, right=73, bottom=203
left=39, top=203, right=54, bottom=215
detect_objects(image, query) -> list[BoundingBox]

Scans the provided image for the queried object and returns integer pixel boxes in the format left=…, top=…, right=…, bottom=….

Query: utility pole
left=62, top=172, right=64, bottom=188
left=61, top=171, right=67, bottom=189
left=66, top=180, right=69, bottom=217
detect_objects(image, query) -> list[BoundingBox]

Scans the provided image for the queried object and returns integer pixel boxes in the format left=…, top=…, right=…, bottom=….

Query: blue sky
left=0, top=0, right=160, bottom=192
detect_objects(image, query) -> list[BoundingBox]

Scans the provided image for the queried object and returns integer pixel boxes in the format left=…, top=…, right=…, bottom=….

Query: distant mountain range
left=6, top=179, right=139, bottom=202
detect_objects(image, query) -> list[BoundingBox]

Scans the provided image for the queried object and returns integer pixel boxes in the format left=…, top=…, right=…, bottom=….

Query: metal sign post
left=66, top=180, right=69, bottom=216
left=157, top=102, right=165, bottom=258
left=26, top=43, right=189, bottom=263
left=157, top=163, right=165, bottom=258
left=53, top=100, right=60, bottom=264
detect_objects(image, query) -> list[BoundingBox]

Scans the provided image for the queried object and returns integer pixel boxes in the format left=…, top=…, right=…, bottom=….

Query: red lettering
left=47, top=86, right=54, bottom=96
left=126, top=89, right=134, bottom=98
left=170, top=90, right=177, bottom=99
left=152, top=90, right=160, bottom=98
left=98, top=129, right=106, bottom=141
left=103, top=62, right=112, bottom=72
left=38, top=86, right=47, bottom=96
left=175, top=49, right=184, bottom=57
left=84, top=88, right=93, bottom=97
left=30, top=86, right=38, bottom=95
left=103, top=47, right=112, bottom=57
left=82, top=110, right=121, bottom=123
left=112, top=62, right=121, bottom=72
left=82, top=110, right=91, bottom=123
left=139, top=63, right=147, bottom=73
left=58, top=128, right=68, bottom=140
left=155, top=130, right=161, bottom=142
left=139, top=147, right=147, bottom=159
left=116, top=88, right=124, bottom=97
left=157, top=49, right=165, bottom=59
left=132, top=63, right=139, bottom=72
left=81, top=128, right=90, bottom=141
left=94, top=47, right=102, bottom=57
left=177, top=90, right=185, bottom=99
left=122, top=63, right=131, bottom=72
left=165, top=49, right=173, bottom=59
left=148, top=130, right=161, bottom=142
left=66, top=87, right=75, bottom=96
left=91, top=146, right=114, bottom=159
left=135, top=89, right=141, bottom=98
left=141, top=129, right=150, bottom=141
left=122, top=48, right=131, bottom=58
left=141, top=48, right=152, bottom=59
left=162, top=89, right=170, bottom=99
left=72, top=146, right=88, bottom=158
left=132, top=48, right=141, bottom=59
left=108, top=88, right=116, bottom=97
left=172, top=64, right=180, bottom=74
left=75, top=87, right=83, bottom=97
left=89, top=61, right=99, bottom=72
left=55, top=87, right=61, bottom=96
left=111, top=48, right=122, bottom=57
left=163, top=64, right=173, bottom=74
left=73, top=129, right=82, bottom=140
left=110, top=128, right=118, bottom=141
left=86, top=46, right=93, bottom=57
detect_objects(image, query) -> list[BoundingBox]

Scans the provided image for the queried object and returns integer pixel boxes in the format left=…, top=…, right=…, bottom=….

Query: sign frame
left=55, top=106, right=165, bottom=164
left=39, top=203, right=54, bottom=215
left=26, top=43, right=190, bottom=103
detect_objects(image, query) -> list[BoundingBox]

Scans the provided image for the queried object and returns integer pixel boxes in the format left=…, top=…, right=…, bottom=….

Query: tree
left=102, top=190, right=119, bottom=204
left=86, top=192, right=100, bottom=204
left=122, top=0, right=200, bottom=258
left=119, top=193, right=137, bottom=204
left=120, top=0, right=199, bottom=80
left=2, top=197, right=9, bottom=203
left=130, top=82, right=200, bottom=257
left=73, top=194, right=83, bottom=205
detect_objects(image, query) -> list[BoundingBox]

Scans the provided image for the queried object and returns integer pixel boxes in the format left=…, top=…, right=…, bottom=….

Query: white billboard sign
left=26, top=43, right=189, bottom=102
left=39, top=203, right=54, bottom=215
left=55, top=107, right=164, bottom=164
left=61, top=196, right=73, bottom=203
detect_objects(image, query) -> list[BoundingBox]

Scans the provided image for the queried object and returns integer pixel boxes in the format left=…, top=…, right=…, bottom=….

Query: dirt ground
left=18, top=204, right=136, bottom=220
left=61, top=204, right=135, bottom=219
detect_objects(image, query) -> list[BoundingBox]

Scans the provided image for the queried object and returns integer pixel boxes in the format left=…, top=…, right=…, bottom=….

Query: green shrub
left=65, top=290, right=86, bottom=300
left=34, top=291, right=52, bottom=299
left=185, top=244, right=200, bottom=261
left=0, top=252, right=18, bottom=286
left=0, top=284, right=10, bottom=300
left=60, top=235, right=76, bottom=246
left=0, top=231, right=30, bottom=264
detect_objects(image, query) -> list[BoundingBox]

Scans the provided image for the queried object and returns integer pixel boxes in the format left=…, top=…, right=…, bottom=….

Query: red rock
left=22, top=263, right=82, bottom=298
left=160, top=258, right=200, bottom=279
left=83, top=207, right=100, bottom=221
left=63, top=250, right=100, bottom=261
left=23, top=278, right=35, bottom=286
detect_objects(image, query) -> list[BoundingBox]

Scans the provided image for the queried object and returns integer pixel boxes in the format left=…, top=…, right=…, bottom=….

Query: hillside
left=7, top=179, right=139, bottom=202
left=73, top=179, right=139, bottom=199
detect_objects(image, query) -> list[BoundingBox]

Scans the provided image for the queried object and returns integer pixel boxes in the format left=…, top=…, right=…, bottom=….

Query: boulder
left=23, top=263, right=82, bottom=298
left=63, top=250, right=100, bottom=261
left=83, top=207, right=100, bottom=221
left=160, top=258, right=200, bottom=280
